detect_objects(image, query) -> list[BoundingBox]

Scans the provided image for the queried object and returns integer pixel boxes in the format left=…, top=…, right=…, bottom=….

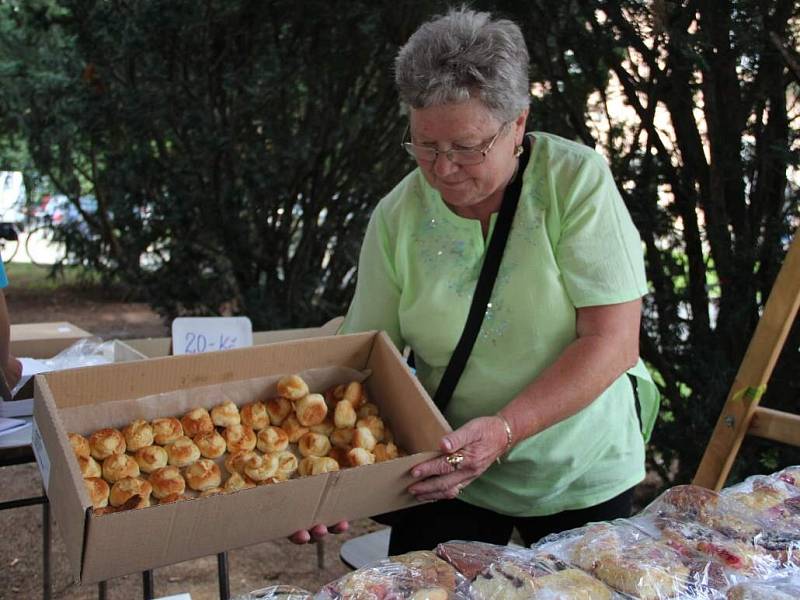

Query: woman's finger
left=289, top=529, right=311, bottom=544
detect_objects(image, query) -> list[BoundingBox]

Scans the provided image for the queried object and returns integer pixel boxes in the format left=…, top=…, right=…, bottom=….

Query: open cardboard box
left=32, top=330, right=449, bottom=584
left=10, top=321, right=94, bottom=358
left=125, top=316, right=344, bottom=358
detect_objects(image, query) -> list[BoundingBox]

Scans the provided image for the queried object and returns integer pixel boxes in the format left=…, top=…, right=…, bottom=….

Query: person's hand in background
left=289, top=521, right=350, bottom=544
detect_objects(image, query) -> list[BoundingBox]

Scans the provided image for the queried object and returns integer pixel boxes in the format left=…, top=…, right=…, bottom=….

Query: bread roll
left=298, top=432, right=331, bottom=457
left=298, top=456, right=340, bottom=476
left=334, top=400, right=357, bottom=429
left=78, top=455, right=102, bottom=479
left=84, top=477, right=110, bottom=509
left=68, top=432, right=90, bottom=459
left=356, top=415, right=385, bottom=442
left=240, top=401, right=270, bottom=431
left=109, top=476, right=153, bottom=508
left=193, top=430, right=227, bottom=459
left=134, top=445, right=168, bottom=474
left=224, top=450, right=259, bottom=475
left=357, top=402, right=380, bottom=418
left=102, top=453, right=140, bottom=483
left=275, top=451, right=298, bottom=480
left=374, top=442, right=399, bottom=463
left=266, top=396, right=293, bottom=425
left=184, top=458, right=222, bottom=491
left=348, top=447, right=375, bottom=467
left=223, top=424, right=257, bottom=453
left=199, top=487, right=224, bottom=497
left=121, top=419, right=154, bottom=452
left=211, top=400, right=241, bottom=427
left=330, top=427, right=354, bottom=449
left=281, top=414, right=308, bottom=443
left=244, top=453, right=279, bottom=482
left=295, top=393, right=327, bottom=426
left=166, top=436, right=201, bottom=467
left=341, top=381, right=366, bottom=409
left=88, top=428, right=126, bottom=460
left=157, top=493, right=187, bottom=505
left=180, top=407, right=214, bottom=437
left=327, top=447, right=349, bottom=468
left=352, top=426, right=377, bottom=451
left=276, top=374, right=309, bottom=400
left=223, top=472, right=255, bottom=493
left=256, top=426, right=289, bottom=454
left=148, top=465, right=186, bottom=499
left=310, top=417, right=334, bottom=437
left=151, top=417, right=183, bottom=445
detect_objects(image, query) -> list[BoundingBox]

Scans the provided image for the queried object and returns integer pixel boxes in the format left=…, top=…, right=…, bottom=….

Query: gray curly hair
left=395, top=7, right=530, bottom=122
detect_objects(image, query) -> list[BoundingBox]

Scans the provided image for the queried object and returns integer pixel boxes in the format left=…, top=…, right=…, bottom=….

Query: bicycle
left=0, top=222, right=20, bottom=264
left=24, top=222, right=67, bottom=267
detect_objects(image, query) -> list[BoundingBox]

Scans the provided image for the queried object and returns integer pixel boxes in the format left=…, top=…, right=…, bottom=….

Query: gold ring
left=445, top=452, right=464, bottom=470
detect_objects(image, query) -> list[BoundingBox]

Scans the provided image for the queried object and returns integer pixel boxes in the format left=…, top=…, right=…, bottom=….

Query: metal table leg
left=317, top=539, right=326, bottom=569
left=143, top=570, right=154, bottom=600
left=98, top=580, right=107, bottom=600
left=43, top=496, right=51, bottom=600
left=217, top=552, right=230, bottom=600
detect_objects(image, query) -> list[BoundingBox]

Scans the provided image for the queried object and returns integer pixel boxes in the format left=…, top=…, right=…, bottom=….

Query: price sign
left=171, top=317, right=253, bottom=355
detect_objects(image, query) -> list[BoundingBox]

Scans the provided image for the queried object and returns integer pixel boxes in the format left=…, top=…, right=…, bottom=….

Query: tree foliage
left=1, top=0, right=798, bottom=490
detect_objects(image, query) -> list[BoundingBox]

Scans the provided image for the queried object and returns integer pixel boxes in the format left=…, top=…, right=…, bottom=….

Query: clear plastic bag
left=315, top=549, right=472, bottom=599
left=233, top=585, right=313, bottom=599
left=725, top=573, right=800, bottom=599
left=39, top=337, right=118, bottom=370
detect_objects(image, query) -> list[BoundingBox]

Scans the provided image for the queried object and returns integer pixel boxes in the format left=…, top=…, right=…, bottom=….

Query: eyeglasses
left=401, top=121, right=509, bottom=166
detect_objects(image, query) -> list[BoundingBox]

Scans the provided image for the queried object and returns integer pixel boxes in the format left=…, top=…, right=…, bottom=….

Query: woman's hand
left=4, top=356, right=21, bottom=389
left=289, top=521, right=349, bottom=544
left=407, top=415, right=509, bottom=502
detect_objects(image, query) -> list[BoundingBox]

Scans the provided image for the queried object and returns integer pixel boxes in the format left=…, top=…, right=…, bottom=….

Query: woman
left=293, top=7, right=658, bottom=554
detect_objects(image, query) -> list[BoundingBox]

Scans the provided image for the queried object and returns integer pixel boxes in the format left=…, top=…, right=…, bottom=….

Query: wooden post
left=693, top=234, right=800, bottom=490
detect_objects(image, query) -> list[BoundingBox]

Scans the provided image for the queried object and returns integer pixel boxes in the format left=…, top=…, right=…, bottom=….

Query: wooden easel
left=693, top=233, right=800, bottom=491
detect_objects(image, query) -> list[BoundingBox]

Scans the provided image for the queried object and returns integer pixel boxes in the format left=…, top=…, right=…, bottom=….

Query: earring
left=513, top=145, right=523, bottom=158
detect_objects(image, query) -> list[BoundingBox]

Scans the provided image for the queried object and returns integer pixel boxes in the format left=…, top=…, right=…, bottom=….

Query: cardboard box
left=33, top=331, right=449, bottom=584
left=10, top=321, right=94, bottom=358
left=124, top=316, right=344, bottom=358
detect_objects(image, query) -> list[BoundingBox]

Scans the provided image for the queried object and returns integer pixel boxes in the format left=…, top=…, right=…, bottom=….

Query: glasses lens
left=404, top=143, right=437, bottom=162
left=450, top=150, right=484, bottom=165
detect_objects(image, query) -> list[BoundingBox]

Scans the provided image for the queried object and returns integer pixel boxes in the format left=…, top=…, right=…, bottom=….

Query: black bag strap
left=432, top=135, right=531, bottom=412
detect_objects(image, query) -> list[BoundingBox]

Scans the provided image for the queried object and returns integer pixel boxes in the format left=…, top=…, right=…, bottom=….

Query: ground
left=0, top=266, right=378, bottom=600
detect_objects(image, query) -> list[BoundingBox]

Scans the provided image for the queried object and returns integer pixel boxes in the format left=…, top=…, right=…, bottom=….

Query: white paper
left=9, top=357, right=49, bottom=399
left=171, top=316, right=253, bottom=355
left=0, top=417, right=32, bottom=449
left=0, top=416, right=26, bottom=434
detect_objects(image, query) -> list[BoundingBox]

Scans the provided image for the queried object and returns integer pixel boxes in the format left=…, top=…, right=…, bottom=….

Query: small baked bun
left=68, top=433, right=90, bottom=459
left=109, top=476, right=153, bottom=508
left=225, top=450, right=259, bottom=475
left=356, top=416, right=385, bottom=442
left=84, top=477, right=110, bottom=509
left=193, top=430, right=227, bottom=459
left=298, top=456, right=340, bottom=476
left=357, top=402, right=380, bottom=418
left=281, top=414, right=308, bottom=443
left=102, top=453, right=140, bottom=483
left=148, top=465, right=186, bottom=499
left=180, top=407, right=214, bottom=437
left=275, top=451, right=298, bottom=480
left=134, top=445, right=168, bottom=474
left=348, top=447, right=376, bottom=467
left=334, top=400, right=357, bottom=429
left=157, top=493, right=187, bottom=505
left=374, top=442, right=399, bottom=463
left=240, top=401, right=269, bottom=431
left=199, top=487, right=224, bottom=497
left=298, top=432, right=332, bottom=457
left=295, top=393, right=327, bottom=427
left=266, top=397, right=293, bottom=425
left=223, top=472, right=255, bottom=493
left=341, top=381, right=366, bottom=409
left=78, top=455, right=102, bottom=479
left=276, top=374, right=309, bottom=400
left=256, top=426, right=289, bottom=454
left=121, top=419, right=154, bottom=452
left=327, top=447, right=349, bottom=467
left=223, top=424, right=257, bottom=453
left=89, top=428, right=126, bottom=460
left=184, top=458, right=222, bottom=491
left=211, top=400, right=240, bottom=427
left=310, top=417, right=334, bottom=437
left=166, top=436, right=201, bottom=467
left=352, top=426, right=377, bottom=451
left=151, top=417, right=183, bottom=445
left=330, top=427, right=354, bottom=449
left=244, top=454, right=279, bottom=482
left=384, top=427, right=395, bottom=444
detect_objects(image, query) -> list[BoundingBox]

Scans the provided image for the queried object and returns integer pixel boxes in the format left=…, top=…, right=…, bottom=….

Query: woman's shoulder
left=373, top=169, right=430, bottom=224
left=529, top=131, right=608, bottom=172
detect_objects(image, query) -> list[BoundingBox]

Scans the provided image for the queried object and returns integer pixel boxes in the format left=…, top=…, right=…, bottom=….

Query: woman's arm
left=408, top=298, right=642, bottom=501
